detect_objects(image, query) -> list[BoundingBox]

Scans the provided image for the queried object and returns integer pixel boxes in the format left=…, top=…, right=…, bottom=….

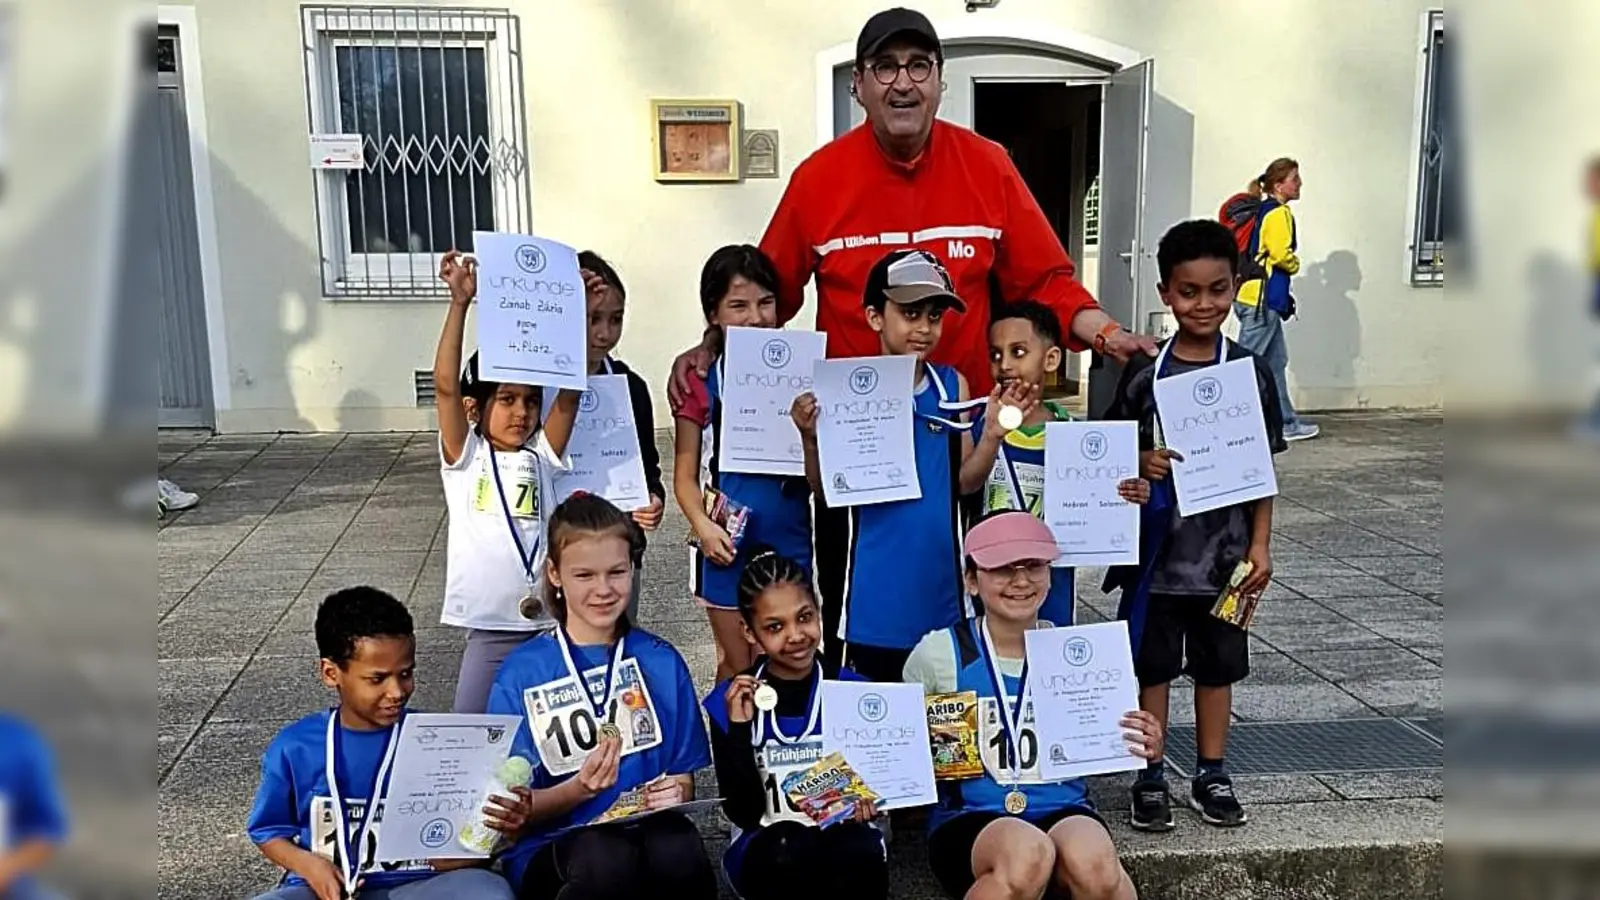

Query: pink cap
left=965, top=512, right=1059, bottom=569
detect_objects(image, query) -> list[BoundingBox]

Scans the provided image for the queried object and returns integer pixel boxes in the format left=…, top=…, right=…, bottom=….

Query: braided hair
left=735, top=546, right=814, bottom=624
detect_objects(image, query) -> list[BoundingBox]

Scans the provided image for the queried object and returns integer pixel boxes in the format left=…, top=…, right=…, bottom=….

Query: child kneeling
left=485, top=494, right=717, bottom=900
left=904, top=512, right=1163, bottom=900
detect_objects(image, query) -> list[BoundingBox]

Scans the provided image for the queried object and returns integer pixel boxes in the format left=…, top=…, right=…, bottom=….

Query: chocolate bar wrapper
left=780, top=751, right=880, bottom=828
left=925, top=691, right=983, bottom=780
left=590, top=784, right=651, bottom=825
left=1210, top=561, right=1260, bottom=630
left=686, top=488, right=751, bottom=552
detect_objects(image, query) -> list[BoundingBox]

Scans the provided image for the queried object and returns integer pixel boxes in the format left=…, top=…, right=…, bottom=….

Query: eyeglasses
left=866, top=57, right=936, bottom=85
left=980, top=561, right=1051, bottom=583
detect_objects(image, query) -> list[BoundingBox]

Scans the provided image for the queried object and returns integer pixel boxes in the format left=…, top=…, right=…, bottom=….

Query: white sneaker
left=1283, top=422, right=1321, bottom=442
left=157, top=478, right=200, bottom=512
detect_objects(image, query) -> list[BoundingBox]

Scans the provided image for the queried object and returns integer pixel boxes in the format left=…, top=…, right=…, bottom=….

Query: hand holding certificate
left=812, top=355, right=920, bottom=507
left=720, top=327, right=827, bottom=477
left=1152, top=343, right=1278, bottom=517
left=1024, top=623, right=1149, bottom=781
left=372, top=714, right=523, bottom=862
left=475, top=232, right=588, bottom=391
left=821, top=680, right=937, bottom=810
left=1042, top=422, right=1140, bottom=567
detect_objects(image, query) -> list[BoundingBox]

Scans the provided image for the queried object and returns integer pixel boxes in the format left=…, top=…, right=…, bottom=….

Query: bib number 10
left=987, top=725, right=1039, bottom=773
left=543, top=705, right=611, bottom=759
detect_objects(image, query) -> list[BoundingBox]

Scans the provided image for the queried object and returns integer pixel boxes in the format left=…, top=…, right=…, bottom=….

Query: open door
left=1089, top=59, right=1194, bottom=417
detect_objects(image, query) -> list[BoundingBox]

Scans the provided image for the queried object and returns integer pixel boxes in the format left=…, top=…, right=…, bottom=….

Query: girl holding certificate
left=671, top=245, right=815, bottom=681
left=903, top=512, right=1163, bottom=900
left=484, top=494, right=716, bottom=900
left=703, top=549, right=888, bottom=900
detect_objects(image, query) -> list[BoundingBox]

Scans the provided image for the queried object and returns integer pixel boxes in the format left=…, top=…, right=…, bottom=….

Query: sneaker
left=157, top=478, right=200, bottom=513
left=1189, top=771, right=1248, bottom=827
left=1283, top=422, right=1321, bottom=442
left=1129, top=777, right=1175, bottom=832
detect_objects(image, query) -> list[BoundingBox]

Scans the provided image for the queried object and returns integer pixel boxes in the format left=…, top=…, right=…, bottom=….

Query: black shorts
left=1135, top=592, right=1249, bottom=687
left=927, top=806, right=1107, bottom=899
left=844, top=643, right=912, bottom=684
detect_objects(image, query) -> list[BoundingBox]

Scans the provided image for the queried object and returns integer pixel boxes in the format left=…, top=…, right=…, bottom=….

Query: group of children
left=245, top=217, right=1285, bottom=900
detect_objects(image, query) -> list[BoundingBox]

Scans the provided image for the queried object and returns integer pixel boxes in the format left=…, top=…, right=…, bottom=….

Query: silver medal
left=753, top=682, right=780, bottom=712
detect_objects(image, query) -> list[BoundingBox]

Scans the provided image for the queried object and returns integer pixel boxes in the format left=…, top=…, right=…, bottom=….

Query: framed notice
left=650, top=99, right=741, bottom=182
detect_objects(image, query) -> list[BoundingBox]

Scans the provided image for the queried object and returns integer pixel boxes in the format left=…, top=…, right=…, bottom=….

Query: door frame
left=155, top=5, right=230, bottom=424
left=812, top=17, right=1142, bottom=150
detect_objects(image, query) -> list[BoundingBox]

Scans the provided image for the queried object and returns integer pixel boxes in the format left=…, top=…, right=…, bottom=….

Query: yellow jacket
left=1238, top=204, right=1300, bottom=308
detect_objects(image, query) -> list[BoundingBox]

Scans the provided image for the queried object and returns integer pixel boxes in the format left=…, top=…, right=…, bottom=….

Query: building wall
left=175, top=0, right=1456, bottom=433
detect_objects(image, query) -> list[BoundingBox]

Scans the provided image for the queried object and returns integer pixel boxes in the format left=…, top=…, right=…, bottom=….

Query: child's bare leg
left=1194, top=684, right=1232, bottom=760
left=1139, top=681, right=1171, bottom=742
left=968, top=818, right=1053, bottom=900
left=706, top=606, right=753, bottom=681
left=1048, top=817, right=1136, bottom=900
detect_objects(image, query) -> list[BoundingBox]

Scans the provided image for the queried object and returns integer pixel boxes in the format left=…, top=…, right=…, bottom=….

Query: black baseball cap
left=863, top=249, right=966, bottom=312
left=856, top=8, right=941, bottom=63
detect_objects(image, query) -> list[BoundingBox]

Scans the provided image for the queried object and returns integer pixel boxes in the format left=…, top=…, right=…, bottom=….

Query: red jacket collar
left=866, top=120, right=941, bottom=175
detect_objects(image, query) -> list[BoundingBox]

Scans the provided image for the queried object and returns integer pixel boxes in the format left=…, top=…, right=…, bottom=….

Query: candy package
left=925, top=691, right=983, bottom=780
left=1210, top=560, right=1260, bottom=630
left=780, top=752, right=880, bottom=828
left=687, top=488, right=751, bottom=552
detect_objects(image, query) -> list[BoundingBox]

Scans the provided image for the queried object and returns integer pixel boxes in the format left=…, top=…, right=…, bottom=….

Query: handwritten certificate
left=1042, top=422, right=1140, bottom=567
left=1024, top=623, right=1143, bottom=782
left=820, top=680, right=937, bottom=810
left=372, top=714, right=522, bottom=862
left=812, top=355, right=920, bottom=507
left=719, top=327, right=827, bottom=478
left=474, top=232, right=587, bottom=391
left=1153, top=357, right=1278, bottom=517
left=549, top=374, right=649, bottom=510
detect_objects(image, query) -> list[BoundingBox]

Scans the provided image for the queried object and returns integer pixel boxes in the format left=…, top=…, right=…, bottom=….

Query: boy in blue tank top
left=245, top=587, right=514, bottom=900
left=703, top=550, right=887, bottom=900
left=959, top=300, right=1151, bottom=626
left=903, top=512, right=1161, bottom=900
left=790, top=249, right=981, bottom=683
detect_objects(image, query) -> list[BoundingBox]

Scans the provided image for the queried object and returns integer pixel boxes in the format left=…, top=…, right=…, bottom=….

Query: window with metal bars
left=301, top=6, right=529, bottom=297
left=1082, top=175, right=1100, bottom=248
left=1410, top=10, right=1448, bottom=285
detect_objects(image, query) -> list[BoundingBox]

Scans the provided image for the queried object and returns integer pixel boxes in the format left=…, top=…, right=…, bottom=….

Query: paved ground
left=157, top=413, right=1443, bottom=899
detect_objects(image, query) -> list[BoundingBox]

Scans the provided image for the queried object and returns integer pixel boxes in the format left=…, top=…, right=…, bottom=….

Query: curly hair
left=315, top=586, right=414, bottom=667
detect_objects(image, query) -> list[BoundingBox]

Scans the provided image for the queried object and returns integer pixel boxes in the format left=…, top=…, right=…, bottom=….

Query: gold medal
left=1004, top=789, right=1028, bottom=815
left=753, top=682, right=780, bottom=712
left=598, top=722, right=622, bottom=742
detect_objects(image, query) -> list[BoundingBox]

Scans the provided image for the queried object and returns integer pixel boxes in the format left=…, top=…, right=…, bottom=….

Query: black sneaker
left=1129, top=777, right=1175, bottom=832
left=1189, top=771, right=1248, bottom=826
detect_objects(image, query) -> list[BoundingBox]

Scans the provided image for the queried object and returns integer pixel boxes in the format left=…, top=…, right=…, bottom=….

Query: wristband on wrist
left=1093, top=321, right=1124, bottom=354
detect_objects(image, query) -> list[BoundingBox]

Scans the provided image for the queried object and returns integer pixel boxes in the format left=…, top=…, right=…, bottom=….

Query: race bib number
left=978, top=696, right=1043, bottom=784
left=524, top=658, right=663, bottom=776
left=756, top=738, right=826, bottom=828
left=474, top=453, right=538, bottom=518
left=985, top=456, right=1044, bottom=516
left=309, top=797, right=431, bottom=876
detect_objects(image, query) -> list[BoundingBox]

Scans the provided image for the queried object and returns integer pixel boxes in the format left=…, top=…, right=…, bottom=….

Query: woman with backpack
left=1222, top=158, right=1318, bottom=442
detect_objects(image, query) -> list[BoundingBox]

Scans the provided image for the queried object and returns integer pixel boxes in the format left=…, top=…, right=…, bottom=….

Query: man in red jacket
left=669, top=6, right=1155, bottom=404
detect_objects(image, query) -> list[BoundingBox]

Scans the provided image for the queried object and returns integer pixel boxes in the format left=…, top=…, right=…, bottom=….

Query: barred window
left=302, top=6, right=529, bottom=297
left=1082, top=175, right=1101, bottom=248
left=1410, top=10, right=1448, bottom=285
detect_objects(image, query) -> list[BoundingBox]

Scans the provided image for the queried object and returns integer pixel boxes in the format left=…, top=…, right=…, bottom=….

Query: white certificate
left=474, top=232, right=588, bottom=391
left=1024, top=623, right=1143, bottom=782
left=820, top=680, right=937, bottom=810
left=1152, top=356, right=1278, bottom=517
left=812, top=355, right=920, bottom=507
left=549, top=374, right=649, bottom=510
left=719, top=326, right=827, bottom=478
left=373, top=714, right=523, bottom=862
left=1042, top=421, right=1140, bottom=567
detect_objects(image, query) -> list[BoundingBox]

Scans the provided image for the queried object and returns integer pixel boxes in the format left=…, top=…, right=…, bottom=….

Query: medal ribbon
left=977, top=617, right=1030, bottom=792
left=752, top=661, right=823, bottom=746
left=556, top=628, right=626, bottom=724
left=917, top=363, right=983, bottom=431
left=489, top=448, right=541, bottom=589
left=324, top=710, right=402, bottom=898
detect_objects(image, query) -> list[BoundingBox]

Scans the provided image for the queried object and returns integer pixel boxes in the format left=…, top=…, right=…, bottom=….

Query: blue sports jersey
left=246, top=710, right=433, bottom=889
left=0, top=714, right=68, bottom=894
left=929, top=619, right=1092, bottom=832
left=840, top=363, right=965, bottom=649
left=969, top=405, right=1076, bottom=626
left=486, top=627, right=712, bottom=887
left=694, top=360, right=814, bottom=609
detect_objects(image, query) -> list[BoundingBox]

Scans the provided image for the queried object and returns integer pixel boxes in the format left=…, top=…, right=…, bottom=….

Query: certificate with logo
left=1152, top=357, right=1279, bottom=517
left=372, top=714, right=523, bottom=862
left=475, top=232, right=588, bottom=391
left=812, top=355, right=920, bottom=507
left=820, top=680, right=938, bottom=810
left=719, top=326, right=827, bottom=478
left=549, top=374, right=649, bottom=510
left=1023, top=623, right=1143, bottom=782
left=1042, top=421, right=1140, bottom=567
